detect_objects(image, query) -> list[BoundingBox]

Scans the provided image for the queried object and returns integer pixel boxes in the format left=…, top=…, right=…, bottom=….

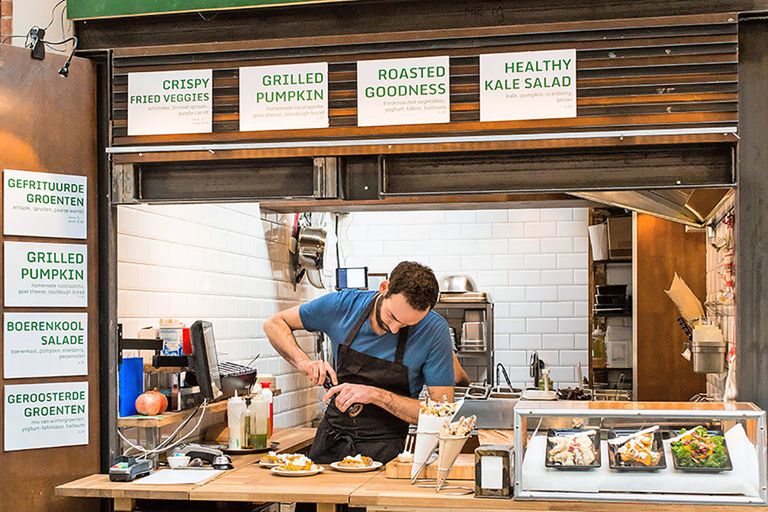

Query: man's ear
left=378, top=279, right=389, bottom=295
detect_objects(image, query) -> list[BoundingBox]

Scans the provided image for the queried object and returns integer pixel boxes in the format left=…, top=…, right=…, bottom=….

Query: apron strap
left=342, top=293, right=379, bottom=348
left=395, top=326, right=409, bottom=364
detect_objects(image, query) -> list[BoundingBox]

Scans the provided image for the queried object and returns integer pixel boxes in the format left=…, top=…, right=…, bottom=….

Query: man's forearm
left=373, top=389, right=420, bottom=424
left=263, top=317, right=310, bottom=369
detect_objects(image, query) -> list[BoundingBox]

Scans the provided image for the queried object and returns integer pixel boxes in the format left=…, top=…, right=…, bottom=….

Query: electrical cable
left=118, top=399, right=208, bottom=458
left=335, top=214, right=341, bottom=270
left=43, top=0, right=67, bottom=31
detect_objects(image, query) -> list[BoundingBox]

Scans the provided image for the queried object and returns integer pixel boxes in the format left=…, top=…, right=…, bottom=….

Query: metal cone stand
left=434, top=434, right=473, bottom=495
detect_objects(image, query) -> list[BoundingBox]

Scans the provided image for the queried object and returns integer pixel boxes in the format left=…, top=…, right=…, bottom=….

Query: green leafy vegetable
left=671, top=427, right=729, bottom=468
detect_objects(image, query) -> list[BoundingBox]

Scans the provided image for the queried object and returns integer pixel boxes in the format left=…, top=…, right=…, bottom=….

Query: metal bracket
left=313, top=157, right=341, bottom=199
left=111, top=163, right=138, bottom=204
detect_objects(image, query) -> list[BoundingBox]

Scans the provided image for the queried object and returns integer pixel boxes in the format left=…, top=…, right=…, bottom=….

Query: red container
left=182, top=327, right=192, bottom=355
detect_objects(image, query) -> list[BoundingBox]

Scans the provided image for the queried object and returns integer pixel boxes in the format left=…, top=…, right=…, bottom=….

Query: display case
left=513, top=401, right=767, bottom=506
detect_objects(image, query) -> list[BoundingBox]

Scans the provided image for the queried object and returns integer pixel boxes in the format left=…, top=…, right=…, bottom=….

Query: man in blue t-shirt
left=264, top=261, right=454, bottom=463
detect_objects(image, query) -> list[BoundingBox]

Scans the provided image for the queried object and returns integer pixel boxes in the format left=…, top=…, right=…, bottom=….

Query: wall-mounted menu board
left=356, top=56, right=451, bottom=127
left=3, top=242, right=88, bottom=307
left=3, top=313, right=88, bottom=379
left=127, top=69, right=213, bottom=136
left=3, top=169, right=87, bottom=239
left=480, top=49, right=577, bottom=122
left=239, top=62, right=329, bottom=131
left=3, top=382, right=89, bottom=451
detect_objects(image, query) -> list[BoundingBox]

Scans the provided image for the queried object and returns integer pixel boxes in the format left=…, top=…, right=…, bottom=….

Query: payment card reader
left=109, top=456, right=153, bottom=482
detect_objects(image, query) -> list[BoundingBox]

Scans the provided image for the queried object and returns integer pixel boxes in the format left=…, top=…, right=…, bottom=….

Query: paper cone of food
left=410, top=399, right=457, bottom=480
left=436, top=435, right=469, bottom=490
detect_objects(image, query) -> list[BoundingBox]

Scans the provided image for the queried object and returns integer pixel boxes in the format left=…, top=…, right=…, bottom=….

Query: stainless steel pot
left=295, top=226, right=327, bottom=289
left=440, top=274, right=478, bottom=293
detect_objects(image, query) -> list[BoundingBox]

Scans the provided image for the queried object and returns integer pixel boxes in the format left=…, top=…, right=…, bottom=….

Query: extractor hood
left=570, top=188, right=733, bottom=227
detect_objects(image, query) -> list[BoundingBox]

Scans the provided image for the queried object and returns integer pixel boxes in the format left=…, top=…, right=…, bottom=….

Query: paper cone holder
left=435, top=435, right=470, bottom=492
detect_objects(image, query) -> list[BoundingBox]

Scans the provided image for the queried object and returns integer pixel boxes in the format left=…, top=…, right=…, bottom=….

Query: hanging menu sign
left=3, top=169, right=87, bottom=239
left=356, top=56, right=450, bottom=127
left=239, top=62, right=329, bottom=131
left=127, top=69, right=213, bottom=136
left=4, top=382, right=88, bottom=451
left=480, top=49, right=577, bottom=122
left=3, top=313, right=88, bottom=378
left=3, top=241, right=87, bottom=307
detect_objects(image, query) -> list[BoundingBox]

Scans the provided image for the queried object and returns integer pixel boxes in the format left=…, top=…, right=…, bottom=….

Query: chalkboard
left=67, top=0, right=355, bottom=20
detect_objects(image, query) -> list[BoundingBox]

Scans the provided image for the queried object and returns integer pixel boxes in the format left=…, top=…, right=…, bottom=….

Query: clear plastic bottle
left=227, top=393, right=246, bottom=450
left=248, top=392, right=269, bottom=449
left=259, top=381, right=274, bottom=438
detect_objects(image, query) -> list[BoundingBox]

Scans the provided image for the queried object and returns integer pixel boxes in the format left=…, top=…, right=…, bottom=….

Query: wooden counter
left=189, top=460, right=381, bottom=504
left=55, top=427, right=316, bottom=510
left=350, top=473, right=768, bottom=512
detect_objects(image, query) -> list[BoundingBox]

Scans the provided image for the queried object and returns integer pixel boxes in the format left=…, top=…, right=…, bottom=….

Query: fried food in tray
left=545, top=429, right=601, bottom=470
left=607, top=430, right=666, bottom=471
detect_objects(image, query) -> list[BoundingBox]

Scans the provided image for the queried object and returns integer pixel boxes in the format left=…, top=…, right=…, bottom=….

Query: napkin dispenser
left=474, top=445, right=513, bottom=498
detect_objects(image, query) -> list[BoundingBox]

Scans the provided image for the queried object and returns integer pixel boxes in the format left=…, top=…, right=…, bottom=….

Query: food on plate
left=671, top=427, right=729, bottom=468
left=419, top=397, right=457, bottom=417
left=617, top=433, right=662, bottom=467
left=337, top=454, right=373, bottom=467
left=262, top=452, right=303, bottom=465
left=440, top=415, right=477, bottom=437
left=276, top=454, right=316, bottom=472
left=548, top=432, right=597, bottom=466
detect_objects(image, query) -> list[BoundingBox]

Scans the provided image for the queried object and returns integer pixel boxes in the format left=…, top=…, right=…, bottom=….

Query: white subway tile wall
left=705, top=196, right=736, bottom=400
left=338, top=208, right=589, bottom=388
left=117, top=204, right=328, bottom=429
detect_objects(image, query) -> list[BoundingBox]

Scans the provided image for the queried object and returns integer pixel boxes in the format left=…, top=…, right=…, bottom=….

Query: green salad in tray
left=671, top=427, right=729, bottom=469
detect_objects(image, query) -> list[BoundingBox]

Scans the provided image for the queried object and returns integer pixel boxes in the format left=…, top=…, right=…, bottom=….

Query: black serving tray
left=607, top=430, right=667, bottom=471
left=670, top=429, right=733, bottom=473
left=545, top=429, right=601, bottom=470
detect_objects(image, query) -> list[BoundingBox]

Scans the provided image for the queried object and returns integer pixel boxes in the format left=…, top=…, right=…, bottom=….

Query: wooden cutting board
left=385, top=453, right=475, bottom=480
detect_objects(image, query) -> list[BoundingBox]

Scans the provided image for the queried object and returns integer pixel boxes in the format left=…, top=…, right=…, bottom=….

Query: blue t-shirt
left=299, top=289, right=454, bottom=398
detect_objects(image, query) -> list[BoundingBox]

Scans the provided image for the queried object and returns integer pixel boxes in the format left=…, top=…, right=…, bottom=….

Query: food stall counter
left=349, top=471, right=768, bottom=512
left=55, top=427, right=316, bottom=511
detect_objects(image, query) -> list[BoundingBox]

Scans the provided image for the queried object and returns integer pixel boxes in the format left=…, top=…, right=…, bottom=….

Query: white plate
left=270, top=465, right=324, bottom=477
left=259, top=460, right=282, bottom=468
left=329, top=461, right=383, bottom=472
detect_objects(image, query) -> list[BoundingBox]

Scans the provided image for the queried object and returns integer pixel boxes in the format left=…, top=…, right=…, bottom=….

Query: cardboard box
left=607, top=217, right=632, bottom=260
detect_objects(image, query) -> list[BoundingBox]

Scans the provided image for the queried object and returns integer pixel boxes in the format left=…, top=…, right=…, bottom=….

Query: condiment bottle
left=226, top=393, right=246, bottom=450
left=248, top=392, right=269, bottom=449
left=259, top=381, right=274, bottom=437
left=241, top=397, right=254, bottom=449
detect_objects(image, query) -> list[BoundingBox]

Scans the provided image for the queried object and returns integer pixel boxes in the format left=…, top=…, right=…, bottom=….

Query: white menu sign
left=480, top=49, right=577, bottom=122
left=4, top=382, right=88, bottom=451
left=357, top=56, right=450, bottom=127
left=3, top=169, right=87, bottom=239
left=128, top=69, right=213, bottom=135
left=4, top=313, right=88, bottom=378
left=3, top=241, right=87, bottom=307
left=239, top=62, right=329, bottom=131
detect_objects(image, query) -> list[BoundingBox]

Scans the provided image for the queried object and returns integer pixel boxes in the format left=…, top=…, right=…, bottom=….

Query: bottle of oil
left=249, top=392, right=269, bottom=449
left=241, top=397, right=254, bottom=449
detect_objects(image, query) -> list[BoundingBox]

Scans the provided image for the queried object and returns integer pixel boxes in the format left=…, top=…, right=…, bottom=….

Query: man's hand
left=298, top=359, right=337, bottom=386
left=323, top=383, right=381, bottom=413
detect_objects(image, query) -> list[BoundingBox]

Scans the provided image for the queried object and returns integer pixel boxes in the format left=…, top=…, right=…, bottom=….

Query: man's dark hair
left=386, top=261, right=439, bottom=311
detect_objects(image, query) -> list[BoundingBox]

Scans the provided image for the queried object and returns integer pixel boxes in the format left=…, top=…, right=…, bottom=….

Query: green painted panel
left=67, top=0, right=355, bottom=20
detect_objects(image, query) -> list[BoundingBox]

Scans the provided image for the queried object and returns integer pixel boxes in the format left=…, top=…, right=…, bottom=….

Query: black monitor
left=190, top=320, right=223, bottom=401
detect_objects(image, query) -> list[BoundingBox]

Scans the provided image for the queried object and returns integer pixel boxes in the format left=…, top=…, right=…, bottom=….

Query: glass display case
left=513, top=401, right=767, bottom=505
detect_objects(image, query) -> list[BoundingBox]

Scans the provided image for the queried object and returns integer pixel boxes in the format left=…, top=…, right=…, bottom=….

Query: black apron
left=309, top=293, right=411, bottom=464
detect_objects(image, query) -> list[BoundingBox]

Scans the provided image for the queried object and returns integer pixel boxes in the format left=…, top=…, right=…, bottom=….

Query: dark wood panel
left=636, top=214, right=707, bottom=401
left=0, top=45, right=100, bottom=512
left=110, top=132, right=737, bottom=163
left=73, top=0, right=763, bottom=51
left=736, top=16, right=768, bottom=409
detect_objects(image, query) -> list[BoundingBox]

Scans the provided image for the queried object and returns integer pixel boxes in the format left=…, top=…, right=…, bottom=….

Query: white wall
left=338, top=208, right=590, bottom=389
left=117, top=204, right=327, bottom=428
left=12, top=0, right=74, bottom=55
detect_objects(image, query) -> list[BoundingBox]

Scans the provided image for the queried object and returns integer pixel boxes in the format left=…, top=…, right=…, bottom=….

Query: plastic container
left=243, top=394, right=269, bottom=449
left=227, top=394, right=246, bottom=450
left=259, top=382, right=274, bottom=437
left=591, top=328, right=606, bottom=368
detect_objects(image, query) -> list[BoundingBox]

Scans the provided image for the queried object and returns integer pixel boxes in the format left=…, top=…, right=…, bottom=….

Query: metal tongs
left=323, top=373, right=363, bottom=417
